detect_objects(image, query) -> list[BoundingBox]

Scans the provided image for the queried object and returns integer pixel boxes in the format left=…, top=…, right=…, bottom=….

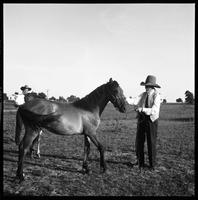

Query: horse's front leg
left=86, top=131, right=106, bottom=173
left=82, top=135, right=91, bottom=174
left=98, top=143, right=106, bottom=173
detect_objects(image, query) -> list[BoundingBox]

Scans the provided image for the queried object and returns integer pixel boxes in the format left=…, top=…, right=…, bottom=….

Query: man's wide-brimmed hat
left=140, top=75, right=161, bottom=88
left=20, top=85, right=32, bottom=91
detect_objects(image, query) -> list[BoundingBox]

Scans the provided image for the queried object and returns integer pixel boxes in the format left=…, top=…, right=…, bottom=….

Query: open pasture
left=3, top=103, right=194, bottom=196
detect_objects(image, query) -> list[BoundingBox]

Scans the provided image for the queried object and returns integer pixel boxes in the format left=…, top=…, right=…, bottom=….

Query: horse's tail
left=15, top=108, right=23, bottom=145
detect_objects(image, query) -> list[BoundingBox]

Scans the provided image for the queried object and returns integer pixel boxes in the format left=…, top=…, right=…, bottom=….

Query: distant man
left=127, top=75, right=161, bottom=170
left=15, top=85, right=42, bottom=158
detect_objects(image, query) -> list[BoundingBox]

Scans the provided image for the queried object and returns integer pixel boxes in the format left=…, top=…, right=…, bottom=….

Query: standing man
left=127, top=75, right=161, bottom=170
left=20, top=85, right=34, bottom=102
left=14, top=85, right=33, bottom=107
left=15, top=85, right=42, bottom=158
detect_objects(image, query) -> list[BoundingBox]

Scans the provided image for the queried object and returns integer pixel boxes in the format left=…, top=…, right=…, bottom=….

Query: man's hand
left=134, top=106, right=143, bottom=113
left=137, top=107, right=143, bottom=112
left=134, top=105, right=138, bottom=111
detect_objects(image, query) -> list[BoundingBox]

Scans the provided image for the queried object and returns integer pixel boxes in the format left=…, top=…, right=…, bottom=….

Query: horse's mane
left=73, top=83, right=107, bottom=111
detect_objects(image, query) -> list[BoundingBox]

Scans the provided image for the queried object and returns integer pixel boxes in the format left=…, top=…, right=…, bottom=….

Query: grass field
left=3, top=102, right=195, bottom=196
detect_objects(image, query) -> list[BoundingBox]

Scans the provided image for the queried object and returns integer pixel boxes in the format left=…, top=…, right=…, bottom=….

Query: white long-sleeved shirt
left=15, top=94, right=25, bottom=106
left=127, top=89, right=161, bottom=122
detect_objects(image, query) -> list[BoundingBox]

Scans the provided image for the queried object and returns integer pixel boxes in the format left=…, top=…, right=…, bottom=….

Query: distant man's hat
left=140, top=75, right=161, bottom=88
left=20, top=85, right=32, bottom=91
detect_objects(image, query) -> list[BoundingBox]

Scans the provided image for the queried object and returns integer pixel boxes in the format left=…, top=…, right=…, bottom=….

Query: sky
left=3, top=4, right=195, bottom=102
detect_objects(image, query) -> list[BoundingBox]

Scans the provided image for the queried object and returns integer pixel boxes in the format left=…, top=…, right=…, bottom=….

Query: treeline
left=161, top=90, right=194, bottom=104
left=27, top=92, right=80, bottom=103
left=48, top=95, right=80, bottom=103
left=3, top=91, right=80, bottom=103
left=3, top=89, right=194, bottom=104
left=175, top=90, right=194, bottom=104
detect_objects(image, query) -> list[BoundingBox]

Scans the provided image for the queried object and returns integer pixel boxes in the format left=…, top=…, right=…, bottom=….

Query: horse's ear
left=108, top=78, right=119, bottom=90
left=109, top=78, right=113, bottom=83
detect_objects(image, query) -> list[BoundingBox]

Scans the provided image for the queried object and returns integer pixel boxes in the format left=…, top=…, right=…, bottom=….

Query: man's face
left=22, top=89, right=29, bottom=95
left=145, top=86, right=153, bottom=93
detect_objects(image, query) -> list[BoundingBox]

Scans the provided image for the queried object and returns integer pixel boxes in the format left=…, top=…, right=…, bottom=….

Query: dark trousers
left=135, top=113, right=158, bottom=167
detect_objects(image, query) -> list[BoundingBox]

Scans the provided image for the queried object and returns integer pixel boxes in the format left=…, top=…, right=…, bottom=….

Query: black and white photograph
left=3, top=3, right=195, bottom=196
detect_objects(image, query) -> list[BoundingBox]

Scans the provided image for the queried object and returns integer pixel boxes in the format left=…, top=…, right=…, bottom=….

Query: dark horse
left=15, top=78, right=126, bottom=181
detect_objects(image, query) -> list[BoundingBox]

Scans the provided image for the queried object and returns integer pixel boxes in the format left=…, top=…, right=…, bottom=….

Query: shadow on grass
left=41, top=152, right=131, bottom=166
left=4, top=148, right=134, bottom=167
left=161, top=117, right=194, bottom=122
left=4, top=149, right=132, bottom=175
left=4, top=155, right=82, bottom=175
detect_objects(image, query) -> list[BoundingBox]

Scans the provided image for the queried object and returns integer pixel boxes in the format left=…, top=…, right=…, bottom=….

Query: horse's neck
left=97, top=94, right=109, bottom=116
left=74, top=85, right=109, bottom=116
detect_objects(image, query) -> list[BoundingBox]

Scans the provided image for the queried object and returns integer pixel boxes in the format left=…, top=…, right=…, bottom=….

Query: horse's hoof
left=100, top=168, right=106, bottom=174
left=19, top=177, right=25, bottom=183
left=100, top=168, right=110, bottom=175
left=81, top=168, right=90, bottom=175
left=35, top=153, right=41, bottom=159
left=16, top=173, right=25, bottom=183
left=81, top=165, right=91, bottom=174
left=27, top=153, right=34, bottom=159
left=15, top=140, right=20, bottom=146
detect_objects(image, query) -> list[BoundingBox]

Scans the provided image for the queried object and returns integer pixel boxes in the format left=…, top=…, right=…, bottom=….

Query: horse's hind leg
left=36, top=130, right=42, bottom=158
left=16, top=127, right=38, bottom=182
left=29, top=134, right=38, bottom=158
left=29, top=130, right=42, bottom=159
left=82, top=135, right=91, bottom=174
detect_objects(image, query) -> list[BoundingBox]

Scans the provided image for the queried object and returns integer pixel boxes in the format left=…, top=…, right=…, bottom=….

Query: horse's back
left=20, top=98, right=58, bottom=115
left=20, top=98, right=83, bottom=116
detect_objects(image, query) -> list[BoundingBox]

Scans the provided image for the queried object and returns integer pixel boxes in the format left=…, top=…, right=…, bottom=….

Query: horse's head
left=106, top=78, right=127, bottom=113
